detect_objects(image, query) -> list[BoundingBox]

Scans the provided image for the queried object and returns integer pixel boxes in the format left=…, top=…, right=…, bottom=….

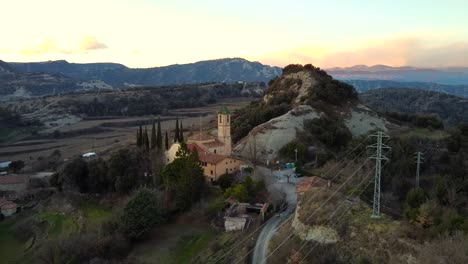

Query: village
left=0, top=105, right=319, bottom=236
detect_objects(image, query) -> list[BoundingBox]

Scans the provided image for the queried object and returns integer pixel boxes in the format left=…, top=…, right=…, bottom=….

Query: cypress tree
left=136, top=129, right=141, bottom=147
left=144, top=127, right=150, bottom=151
left=156, top=117, right=162, bottom=149
left=174, top=117, right=179, bottom=143
left=180, top=121, right=184, bottom=142
left=165, top=130, right=169, bottom=150
left=151, top=120, right=157, bottom=149
left=137, top=125, right=143, bottom=148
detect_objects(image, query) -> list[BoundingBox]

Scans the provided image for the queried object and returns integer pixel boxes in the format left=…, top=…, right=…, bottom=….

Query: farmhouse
left=0, top=174, right=29, bottom=200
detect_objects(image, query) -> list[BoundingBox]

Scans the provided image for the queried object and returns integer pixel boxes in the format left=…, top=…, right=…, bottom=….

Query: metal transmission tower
left=368, top=131, right=390, bottom=218
left=414, top=152, right=424, bottom=188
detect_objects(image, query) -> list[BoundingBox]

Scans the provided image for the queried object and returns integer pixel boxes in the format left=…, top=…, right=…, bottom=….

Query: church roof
left=187, top=132, right=216, bottom=141
left=187, top=143, right=205, bottom=153
left=218, top=106, right=230, bottom=115
left=199, top=153, right=228, bottom=164
left=202, top=140, right=225, bottom=148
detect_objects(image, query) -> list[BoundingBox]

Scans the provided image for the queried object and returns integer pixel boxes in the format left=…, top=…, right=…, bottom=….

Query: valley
left=0, top=97, right=254, bottom=164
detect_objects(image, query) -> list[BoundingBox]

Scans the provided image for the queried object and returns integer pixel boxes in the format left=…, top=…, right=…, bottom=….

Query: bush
left=217, top=173, right=233, bottom=191
left=305, top=115, right=352, bottom=149
left=120, top=189, right=166, bottom=240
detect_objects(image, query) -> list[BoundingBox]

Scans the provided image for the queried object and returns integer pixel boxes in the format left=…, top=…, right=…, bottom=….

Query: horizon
left=1, top=0, right=467, bottom=68
left=4, top=57, right=468, bottom=70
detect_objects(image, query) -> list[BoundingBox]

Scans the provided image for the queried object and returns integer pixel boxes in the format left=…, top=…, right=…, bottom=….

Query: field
left=0, top=98, right=254, bottom=166
left=131, top=224, right=217, bottom=264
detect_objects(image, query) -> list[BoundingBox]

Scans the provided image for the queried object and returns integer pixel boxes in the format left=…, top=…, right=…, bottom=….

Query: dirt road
left=252, top=166, right=297, bottom=264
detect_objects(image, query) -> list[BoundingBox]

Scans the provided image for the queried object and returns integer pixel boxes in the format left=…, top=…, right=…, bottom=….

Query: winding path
left=252, top=166, right=297, bottom=264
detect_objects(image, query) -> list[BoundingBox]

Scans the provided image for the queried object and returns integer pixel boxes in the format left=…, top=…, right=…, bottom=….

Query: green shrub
left=120, top=189, right=166, bottom=240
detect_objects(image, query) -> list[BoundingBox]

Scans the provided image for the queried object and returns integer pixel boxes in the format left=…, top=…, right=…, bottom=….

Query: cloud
left=18, top=36, right=108, bottom=56
left=20, top=38, right=59, bottom=56
left=79, top=36, right=108, bottom=52
left=260, top=36, right=468, bottom=68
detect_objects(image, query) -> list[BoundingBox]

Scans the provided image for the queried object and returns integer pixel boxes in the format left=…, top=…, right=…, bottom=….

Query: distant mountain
left=328, top=65, right=468, bottom=85
left=360, top=88, right=468, bottom=127
left=0, top=60, right=17, bottom=73
left=343, top=79, right=468, bottom=98
left=9, top=58, right=282, bottom=87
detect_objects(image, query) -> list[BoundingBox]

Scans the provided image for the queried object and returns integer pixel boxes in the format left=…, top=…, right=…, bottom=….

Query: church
left=166, top=106, right=244, bottom=182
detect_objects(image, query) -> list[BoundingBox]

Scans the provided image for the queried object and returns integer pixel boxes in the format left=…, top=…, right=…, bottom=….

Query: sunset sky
left=1, top=0, right=467, bottom=68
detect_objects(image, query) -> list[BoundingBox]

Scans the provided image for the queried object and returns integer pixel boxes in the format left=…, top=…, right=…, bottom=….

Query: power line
left=296, top=160, right=391, bottom=263
left=289, top=163, right=378, bottom=263
left=210, top=136, right=371, bottom=264
left=231, top=146, right=371, bottom=264
left=260, top=158, right=372, bottom=264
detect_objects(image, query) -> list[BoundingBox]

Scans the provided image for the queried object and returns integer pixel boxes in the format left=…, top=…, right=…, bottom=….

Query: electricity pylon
left=368, top=131, right=391, bottom=218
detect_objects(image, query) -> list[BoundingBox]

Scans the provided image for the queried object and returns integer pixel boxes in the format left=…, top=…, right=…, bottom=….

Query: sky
left=1, top=0, right=467, bottom=68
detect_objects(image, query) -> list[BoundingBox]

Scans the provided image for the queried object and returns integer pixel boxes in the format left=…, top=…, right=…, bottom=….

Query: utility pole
left=414, top=152, right=424, bottom=188
left=294, top=148, right=298, bottom=163
left=369, top=131, right=391, bottom=218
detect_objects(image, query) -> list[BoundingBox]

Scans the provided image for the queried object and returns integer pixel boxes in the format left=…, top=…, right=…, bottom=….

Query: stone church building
left=166, top=106, right=244, bottom=182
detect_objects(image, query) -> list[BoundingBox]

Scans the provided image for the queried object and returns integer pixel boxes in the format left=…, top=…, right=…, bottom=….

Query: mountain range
left=1, top=58, right=468, bottom=99
left=327, top=65, right=468, bottom=85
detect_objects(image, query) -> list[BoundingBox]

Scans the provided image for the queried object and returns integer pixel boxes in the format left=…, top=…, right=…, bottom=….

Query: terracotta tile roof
left=199, top=153, right=228, bottom=164
left=188, top=132, right=216, bottom=141
left=296, top=176, right=328, bottom=194
left=0, top=174, right=28, bottom=185
left=187, top=143, right=205, bottom=153
left=0, top=198, right=17, bottom=209
left=202, top=140, right=225, bottom=148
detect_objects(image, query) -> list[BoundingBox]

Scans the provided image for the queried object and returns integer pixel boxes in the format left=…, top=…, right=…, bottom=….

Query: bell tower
left=217, top=106, right=232, bottom=155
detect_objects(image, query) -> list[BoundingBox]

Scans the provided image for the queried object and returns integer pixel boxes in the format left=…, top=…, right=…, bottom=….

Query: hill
left=9, top=58, right=282, bottom=87
left=0, top=82, right=264, bottom=128
left=344, top=79, right=468, bottom=98
left=327, top=65, right=468, bottom=85
left=360, top=88, right=468, bottom=127
left=232, top=64, right=388, bottom=161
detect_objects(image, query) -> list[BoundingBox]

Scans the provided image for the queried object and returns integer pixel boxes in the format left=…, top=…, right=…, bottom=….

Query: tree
left=151, top=121, right=157, bottom=150
left=61, top=158, right=89, bottom=193
left=165, top=130, right=169, bottom=150
left=179, top=121, right=184, bottom=142
left=161, top=143, right=204, bottom=211
left=217, top=173, right=233, bottom=191
left=156, top=117, right=163, bottom=149
left=137, top=125, right=143, bottom=148
left=224, top=184, right=249, bottom=202
left=8, top=160, right=25, bottom=173
left=120, top=189, right=165, bottom=240
left=87, top=158, right=110, bottom=193
left=144, top=127, right=150, bottom=152
left=174, top=117, right=180, bottom=143
left=108, top=149, right=139, bottom=193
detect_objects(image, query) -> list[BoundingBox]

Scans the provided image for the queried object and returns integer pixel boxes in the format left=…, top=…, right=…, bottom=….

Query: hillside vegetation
left=232, top=64, right=358, bottom=143
left=360, top=88, right=468, bottom=127
left=2, top=82, right=264, bottom=122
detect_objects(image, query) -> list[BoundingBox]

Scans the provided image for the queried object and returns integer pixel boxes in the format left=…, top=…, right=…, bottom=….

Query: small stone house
left=0, top=197, right=17, bottom=217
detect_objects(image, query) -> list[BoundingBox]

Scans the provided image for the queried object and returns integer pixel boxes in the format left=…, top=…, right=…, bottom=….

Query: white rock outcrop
left=233, top=105, right=319, bottom=162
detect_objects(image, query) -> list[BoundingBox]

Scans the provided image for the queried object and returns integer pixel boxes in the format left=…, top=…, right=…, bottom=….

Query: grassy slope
left=131, top=224, right=217, bottom=264
left=0, top=219, right=24, bottom=263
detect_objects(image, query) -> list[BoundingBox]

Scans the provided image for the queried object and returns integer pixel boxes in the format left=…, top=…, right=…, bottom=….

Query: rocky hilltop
left=232, top=64, right=388, bottom=161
